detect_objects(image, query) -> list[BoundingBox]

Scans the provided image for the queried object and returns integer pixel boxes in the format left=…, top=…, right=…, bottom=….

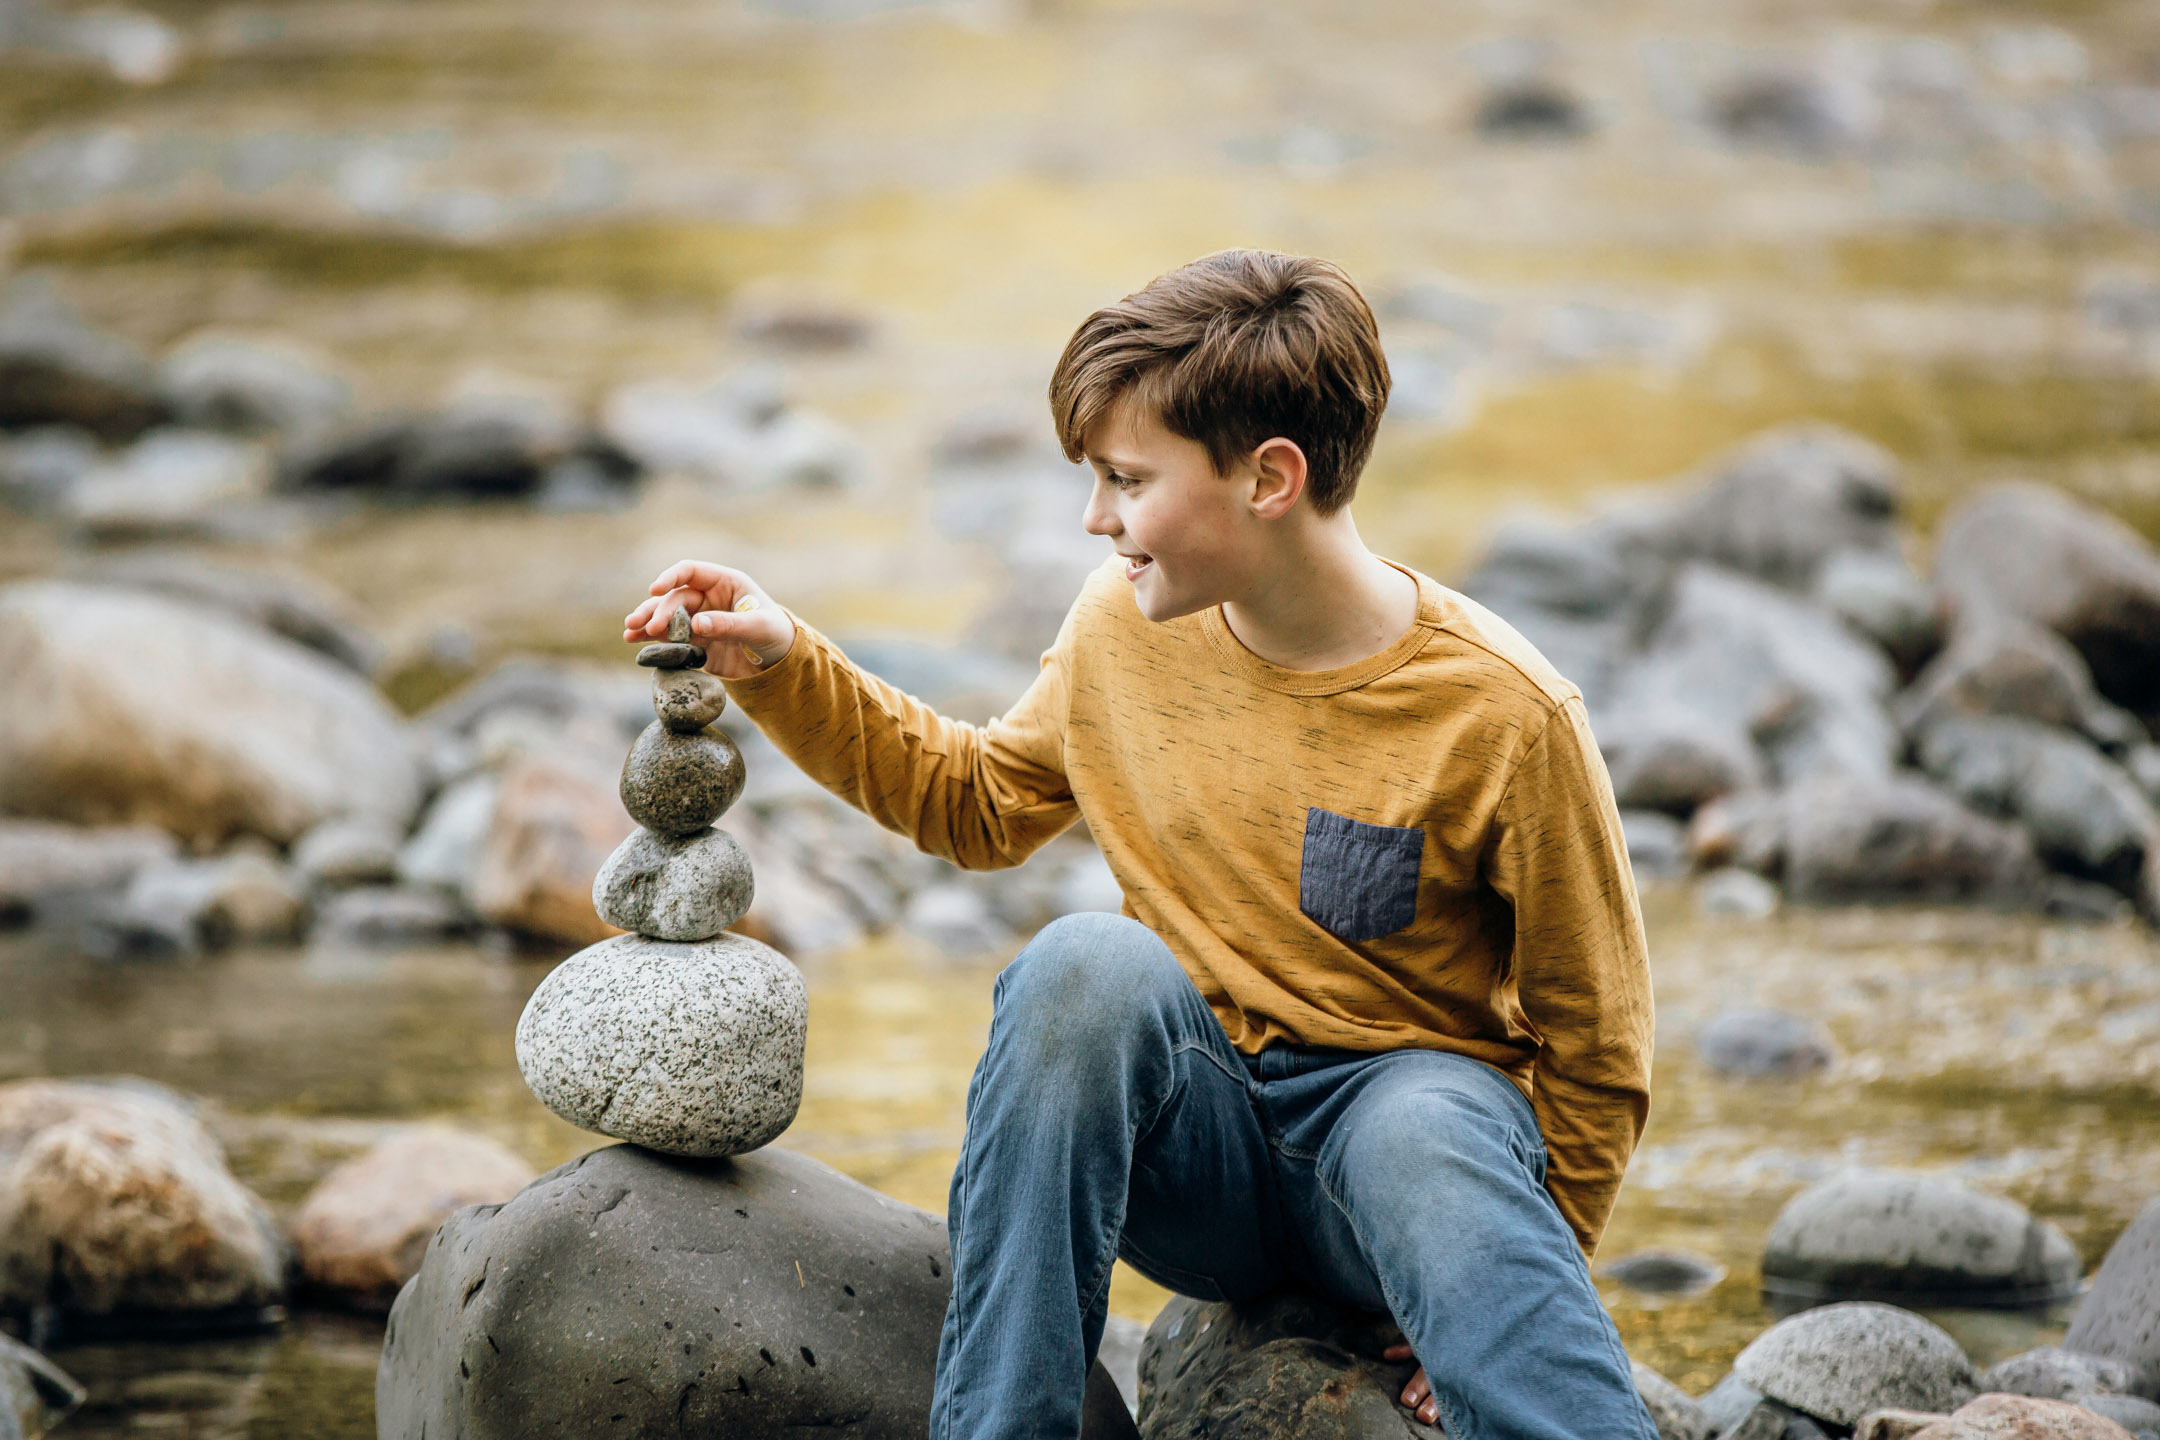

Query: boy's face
left=1078, top=395, right=1259, bottom=623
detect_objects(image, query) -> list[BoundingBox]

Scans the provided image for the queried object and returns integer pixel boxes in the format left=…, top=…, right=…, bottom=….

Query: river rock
left=1983, top=1350, right=2136, bottom=1403
left=1601, top=1249, right=1728, bottom=1298
left=515, top=931, right=806, bottom=1155
left=396, top=772, right=500, bottom=895
left=1898, top=623, right=2143, bottom=754
left=0, top=1332, right=84, bottom=1440
left=1137, top=1290, right=1429, bottom=1439
left=0, top=426, right=98, bottom=515
left=80, top=850, right=307, bottom=958
left=0, top=1078, right=285, bottom=1332
left=292, top=815, right=403, bottom=889
left=156, top=331, right=351, bottom=438
left=1696, top=1008, right=1836, bottom=1078
left=71, top=552, right=382, bottom=674
left=653, top=664, right=727, bottom=732
left=0, top=275, right=162, bottom=440
left=1697, top=866, right=1784, bottom=918
left=281, top=398, right=594, bottom=500
left=1932, top=484, right=2160, bottom=716
left=1913, top=715, right=2155, bottom=892
left=1624, top=809, right=1690, bottom=879
left=312, top=884, right=469, bottom=946
left=1733, top=1303, right=1979, bottom=1425
left=620, top=721, right=747, bottom=837
left=377, top=1142, right=1136, bottom=1440
left=59, top=428, right=268, bottom=541
left=1815, top=548, right=1940, bottom=672
left=0, top=582, right=421, bottom=847
left=2079, top=1394, right=2160, bottom=1433
left=1908, top=1394, right=2137, bottom=1439
left=1778, top=773, right=2044, bottom=907
left=0, top=819, right=175, bottom=923
left=289, top=1128, right=534, bottom=1312
left=1633, top=1360, right=1714, bottom=1440
left=1855, top=1412, right=1954, bottom=1440
left=591, top=826, right=754, bottom=940
left=1763, top=1172, right=2082, bottom=1312
left=1703, top=1373, right=1769, bottom=1432
left=468, top=752, right=633, bottom=946
left=2064, top=1196, right=2160, bottom=1398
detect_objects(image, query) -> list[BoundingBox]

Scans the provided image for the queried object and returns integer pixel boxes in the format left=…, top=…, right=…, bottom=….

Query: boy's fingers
left=1382, top=1343, right=1413, bottom=1361
left=648, top=559, right=745, bottom=599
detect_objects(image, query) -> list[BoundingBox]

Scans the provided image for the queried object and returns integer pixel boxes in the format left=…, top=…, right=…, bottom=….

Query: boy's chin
left=1129, top=573, right=1214, bottom=625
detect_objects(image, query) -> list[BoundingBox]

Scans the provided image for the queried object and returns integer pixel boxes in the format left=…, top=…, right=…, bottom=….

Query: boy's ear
left=1247, top=437, right=1309, bottom=520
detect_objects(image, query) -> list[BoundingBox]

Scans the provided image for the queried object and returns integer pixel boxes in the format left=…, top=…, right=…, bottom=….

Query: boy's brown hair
left=1049, top=249, right=1391, bottom=515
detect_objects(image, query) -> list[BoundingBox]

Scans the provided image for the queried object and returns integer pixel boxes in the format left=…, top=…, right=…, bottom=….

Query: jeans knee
left=992, top=913, right=1184, bottom=1064
left=1325, top=1070, right=1542, bottom=1211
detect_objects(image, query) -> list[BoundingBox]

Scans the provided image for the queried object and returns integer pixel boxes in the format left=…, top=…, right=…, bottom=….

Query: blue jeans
left=928, top=912, right=1656, bottom=1440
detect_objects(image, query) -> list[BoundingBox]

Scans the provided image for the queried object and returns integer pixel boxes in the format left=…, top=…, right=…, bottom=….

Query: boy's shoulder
left=1410, top=570, right=1581, bottom=717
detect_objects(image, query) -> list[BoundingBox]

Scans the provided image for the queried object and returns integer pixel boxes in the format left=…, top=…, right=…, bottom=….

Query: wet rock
left=1474, top=80, right=1592, bottom=141
left=1762, top=1173, right=2082, bottom=1313
left=396, top=773, right=500, bottom=896
left=80, top=851, right=307, bottom=958
left=0, top=1331, right=85, bottom=1440
left=292, top=815, right=403, bottom=889
left=1914, top=715, right=2155, bottom=893
left=1696, top=1008, right=1835, bottom=1078
left=1624, top=809, right=1690, bottom=880
left=1709, top=73, right=1859, bottom=157
left=289, top=1128, right=534, bottom=1312
left=2064, top=1195, right=2160, bottom=1398
left=312, top=885, right=468, bottom=946
left=515, top=931, right=806, bottom=1155
left=0, top=582, right=421, bottom=848
left=70, top=552, right=382, bottom=674
left=1898, top=623, right=2142, bottom=755
left=156, top=332, right=351, bottom=438
left=0, top=819, right=175, bottom=923
left=1778, top=773, right=2044, bottom=907
left=1981, top=1351, right=2135, bottom=1404
left=2079, top=1394, right=2160, bottom=1433
left=1136, top=1289, right=1429, bottom=1439
left=1815, top=549, right=1940, bottom=672
left=60, top=428, right=269, bottom=540
left=1932, top=484, right=2160, bottom=716
left=1602, top=1249, right=1727, bottom=1298
left=619, top=721, right=747, bottom=837
left=0, top=275, right=163, bottom=441
left=1733, top=1302, right=1979, bottom=1426
left=901, top=882, right=1009, bottom=958
left=378, top=1143, right=1132, bottom=1440
left=1907, top=1394, right=2137, bottom=1439
left=1632, top=1359, right=1714, bottom=1440
left=1697, top=866, right=1783, bottom=919
left=653, top=664, right=727, bottom=732
left=591, top=826, right=753, bottom=941
left=0, top=1078, right=285, bottom=1331
left=600, top=368, right=866, bottom=491
left=0, top=426, right=98, bottom=514
left=470, top=753, right=634, bottom=946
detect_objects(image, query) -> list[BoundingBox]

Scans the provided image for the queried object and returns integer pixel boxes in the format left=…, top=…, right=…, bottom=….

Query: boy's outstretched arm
left=626, top=559, right=1081, bottom=871
left=1485, top=695, right=1656, bottom=1260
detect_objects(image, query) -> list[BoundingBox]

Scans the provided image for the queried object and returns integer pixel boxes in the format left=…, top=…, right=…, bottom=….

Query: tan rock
left=469, top=752, right=633, bottom=945
left=1910, top=1394, right=2138, bottom=1440
left=0, top=1079, right=284, bottom=1320
left=1857, top=1411, right=1955, bottom=1440
left=289, top=1129, right=535, bottom=1311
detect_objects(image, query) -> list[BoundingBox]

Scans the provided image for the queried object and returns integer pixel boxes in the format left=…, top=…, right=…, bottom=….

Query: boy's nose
left=1080, top=480, right=1120, bottom=538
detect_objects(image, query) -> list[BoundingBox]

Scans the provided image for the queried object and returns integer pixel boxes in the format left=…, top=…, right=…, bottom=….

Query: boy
left=622, top=249, right=1657, bottom=1440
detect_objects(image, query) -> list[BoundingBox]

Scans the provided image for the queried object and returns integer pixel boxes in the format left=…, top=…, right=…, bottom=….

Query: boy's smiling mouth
left=1120, top=551, right=1154, bottom=581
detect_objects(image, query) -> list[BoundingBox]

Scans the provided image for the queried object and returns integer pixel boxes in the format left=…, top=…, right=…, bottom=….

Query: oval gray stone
left=636, top=641, right=706, bottom=670
left=1980, top=1347, right=2134, bottom=1402
left=1696, top=1008, right=1835, bottom=1078
left=652, top=665, right=727, bottom=734
left=1763, top=1171, right=2084, bottom=1311
left=2079, top=1392, right=2160, bottom=1431
left=592, top=826, right=753, bottom=940
left=1601, top=1248, right=1728, bottom=1297
left=514, top=932, right=806, bottom=1157
left=1733, top=1302, right=1979, bottom=1426
left=2064, top=1195, right=2160, bottom=1398
left=619, top=721, right=745, bottom=836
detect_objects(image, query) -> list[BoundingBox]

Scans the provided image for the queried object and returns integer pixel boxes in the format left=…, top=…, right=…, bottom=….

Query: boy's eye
left=1107, top=472, right=1139, bottom=489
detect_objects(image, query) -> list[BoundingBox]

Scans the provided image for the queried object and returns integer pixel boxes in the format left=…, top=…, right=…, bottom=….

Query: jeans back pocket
left=1298, top=807, right=1424, bottom=943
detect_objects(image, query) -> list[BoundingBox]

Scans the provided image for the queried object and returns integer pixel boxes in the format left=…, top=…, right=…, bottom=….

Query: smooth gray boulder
left=0, top=1332, right=83, bottom=1440
left=376, top=1143, right=1135, bottom=1440
left=1813, top=548, right=1938, bottom=672
left=293, top=815, right=404, bottom=889
left=1732, top=1303, right=1979, bottom=1425
left=1777, top=774, right=2043, bottom=907
left=1763, top=1171, right=2083, bottom=1312
left=515, top=932, right=807, bottom=1157
left=0, top=819, right=175, bottom=922
left=68, top=552, right=382, bottom=674
left=1981, top=1347, right=2135, bottom=1402
left=1137, top=1290, right=1430, bottom=1439
left=1632, top=1359, right=1714, bottom=1440
left=156, top=331, right=351, bottom=438
left=1696, top=1008, right=1836, bottom=1078
left=591, top=826, right=754, bottom=941
left=1898, top=621, right=2144, bottom=754
left=2080, top=1393, right=2160, bottom=1432
left=2065, top=1196, right=2160, bottom=1398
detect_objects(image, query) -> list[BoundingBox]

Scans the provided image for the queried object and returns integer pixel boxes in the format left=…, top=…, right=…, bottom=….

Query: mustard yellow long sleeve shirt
left=725, top=559, right=1653, bottom=1255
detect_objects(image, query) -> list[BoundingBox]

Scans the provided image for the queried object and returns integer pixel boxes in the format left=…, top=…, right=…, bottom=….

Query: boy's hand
left=1382, top=1341, right=1442, bottom=1428
left=623, top=560, right=797, bottom=680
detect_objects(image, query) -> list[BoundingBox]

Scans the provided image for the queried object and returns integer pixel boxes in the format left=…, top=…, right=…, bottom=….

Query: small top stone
left=638, top=642, right=706, bottom=670
left=667, top=606, right=691, bottom=644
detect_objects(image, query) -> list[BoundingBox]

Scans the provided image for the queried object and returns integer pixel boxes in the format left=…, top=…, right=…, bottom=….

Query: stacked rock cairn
left=515, top=606, right=808, bottom=1157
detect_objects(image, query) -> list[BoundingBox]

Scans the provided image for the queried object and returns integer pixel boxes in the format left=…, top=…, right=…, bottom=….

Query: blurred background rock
left=6, top=0, right=2160, bottom=1435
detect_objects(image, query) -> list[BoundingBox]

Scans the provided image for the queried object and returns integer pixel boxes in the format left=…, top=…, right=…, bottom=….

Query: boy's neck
left=1218, top=513, right=1421, bottom=673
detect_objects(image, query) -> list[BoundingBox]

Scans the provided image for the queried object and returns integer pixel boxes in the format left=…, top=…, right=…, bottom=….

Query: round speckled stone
left=514, top=931, right=807, bottom=1157
left=637, top=642, right=707, bottom=670
left=620, top=721, right=745, bottom=835
left=592, top=826, right=753, bottom=940
left=652, top=665, right=728, bottom=734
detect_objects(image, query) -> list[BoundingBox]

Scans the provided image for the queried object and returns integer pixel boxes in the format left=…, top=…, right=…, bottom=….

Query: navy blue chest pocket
left=1298, top=807, right=1425, bottom=943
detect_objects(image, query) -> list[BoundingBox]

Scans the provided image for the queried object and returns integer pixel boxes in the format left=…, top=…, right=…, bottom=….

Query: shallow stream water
left=6, top=886, right=2159, bottom=1435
